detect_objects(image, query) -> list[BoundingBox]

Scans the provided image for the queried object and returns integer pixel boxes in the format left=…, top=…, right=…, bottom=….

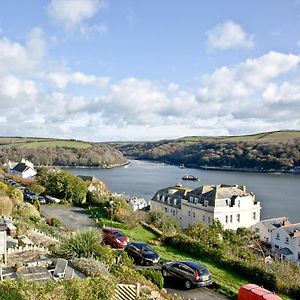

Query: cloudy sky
left=0, top=0, right=300, bottom=141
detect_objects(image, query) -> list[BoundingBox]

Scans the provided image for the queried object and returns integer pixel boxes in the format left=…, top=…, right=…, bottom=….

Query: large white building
left=151, top=184, right=261, bottom=230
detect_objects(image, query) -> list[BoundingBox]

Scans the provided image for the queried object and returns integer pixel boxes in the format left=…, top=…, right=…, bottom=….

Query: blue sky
left=0, top=0, right=300, bottom=141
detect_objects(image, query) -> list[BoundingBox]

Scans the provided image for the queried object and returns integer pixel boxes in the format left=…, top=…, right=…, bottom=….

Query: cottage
left=7, top=159, right=36, bottom=179
left=252, top=217, right=290, bottom=244
left=271, top=223, right=300, bottom=265
left=151, top=184, right=261, bottom=230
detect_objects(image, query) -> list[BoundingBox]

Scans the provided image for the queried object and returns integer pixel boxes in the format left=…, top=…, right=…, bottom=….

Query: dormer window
left=189, top=196, right=193, bottom=203
left=204, top=200, right=208, bottom=207
left=194, top=197, right=198, bottom=204
left=156, top=194, right=160, bottom=200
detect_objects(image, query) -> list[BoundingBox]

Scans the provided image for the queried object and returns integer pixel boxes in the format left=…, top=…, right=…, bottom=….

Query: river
left=64, top=159, right=300, bottom=223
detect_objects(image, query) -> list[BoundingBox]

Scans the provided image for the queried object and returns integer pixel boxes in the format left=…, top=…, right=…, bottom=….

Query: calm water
left=64, top=160, right=300, bottom=223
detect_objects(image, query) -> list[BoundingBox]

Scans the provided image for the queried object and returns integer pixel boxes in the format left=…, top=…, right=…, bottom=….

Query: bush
left=45, top=217, right=61, bottom=227
left=12, top=200, right=40, bottom=219
left=139, top=269, right=164, bottom=289
left=0, top=196, right=13, bottom=216
left=73, top=258, right=110, bottom=277
left=86, top=191, right=109, bottom=206
left=27, top=183, right=45, bottom=195
left=147, top=210, right=179, bottom=235
left=59, top=228, right=102, bottom=259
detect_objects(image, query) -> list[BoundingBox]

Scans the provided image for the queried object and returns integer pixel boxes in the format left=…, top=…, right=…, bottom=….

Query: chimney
left=282, top=218, right=288, bottom=226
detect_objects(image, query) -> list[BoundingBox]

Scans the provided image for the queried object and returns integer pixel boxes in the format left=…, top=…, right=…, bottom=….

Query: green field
left=0, top=137, right=92, bottom=149
left=178, top=130, right=300, bottom=144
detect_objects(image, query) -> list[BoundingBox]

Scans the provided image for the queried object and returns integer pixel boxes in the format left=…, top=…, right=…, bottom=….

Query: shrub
left=147, top=210, right=179, bottom=235
left=113, top=208, right=145, bottom=229
left=139, top=269, right=164, bottom=289
left=45, top=217, right=61, bottom=227
left=86, top=191, right=109, bottom=206
left=59, top=228, right=102, bottom=259
left=73, top=258, right=110, bottom=277
left=12, top=200, right=40, bottom=219
left=0, top=196, right=13, bottom=216
left=27, top=183, right=45, bottom=195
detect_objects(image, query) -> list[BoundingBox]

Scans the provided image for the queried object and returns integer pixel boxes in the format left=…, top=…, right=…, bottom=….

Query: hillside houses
left=151, top=184, right=261, bottom=230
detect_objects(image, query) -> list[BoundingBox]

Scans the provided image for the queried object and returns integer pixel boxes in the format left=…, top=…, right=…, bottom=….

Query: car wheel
left=184, top=280, right=192, bottom=290
left=161, top=268, right=168, bottom=277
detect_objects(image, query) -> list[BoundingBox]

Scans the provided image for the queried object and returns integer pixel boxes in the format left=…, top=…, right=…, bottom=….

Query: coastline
left=126, top=157, right=300, bottom=175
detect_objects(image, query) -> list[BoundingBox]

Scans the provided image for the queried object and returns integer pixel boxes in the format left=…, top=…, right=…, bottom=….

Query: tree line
left=0, top=144, right=127, bottom=167
left=116, top=139, right=300, bottom=170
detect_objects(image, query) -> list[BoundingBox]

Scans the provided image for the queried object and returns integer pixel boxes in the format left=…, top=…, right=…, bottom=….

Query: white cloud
left=0, top=27, right=46, bottom=74
left=48, top=0, right=104, bottom=29
left=48, top=71, right=110, bottom=89
left=206, top=20, right=254, bottom=50
left=262, top=82, right=300, bottom=103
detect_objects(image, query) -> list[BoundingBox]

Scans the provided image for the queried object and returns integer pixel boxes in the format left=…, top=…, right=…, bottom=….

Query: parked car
left=125, top=242, right=160, bottom=265
left=161, top=260, right=212, bottom=289
left=38, top=196, right=47, bottom=205
left=238, top=284, right=282, bottom=300
left=102, top=227, right=129, bottom=248
left=45, top=195, right=61, bottom=204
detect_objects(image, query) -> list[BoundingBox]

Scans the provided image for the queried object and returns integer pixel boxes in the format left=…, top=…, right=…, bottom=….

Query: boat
left=179, top=164, right=185, bottom=169
left=182, top=175, right=199, bottom=181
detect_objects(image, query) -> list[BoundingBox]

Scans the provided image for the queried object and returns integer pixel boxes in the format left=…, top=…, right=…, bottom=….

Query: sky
left=0, top=0, right=300, bottom=141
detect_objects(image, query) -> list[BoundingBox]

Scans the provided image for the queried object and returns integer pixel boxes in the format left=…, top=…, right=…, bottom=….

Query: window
left=204, top=200, right=209, bottom=207
left=161, top=195, right=165, bottom=202
left=189, top=196, right=193, bottom=203
left=238, top=200, right=240, bottom=207
left=165, top=207, right=168, bottom=213
left=225, top=215, right=228, bottom=223
left=188, top=211, right=191, bottom=217
left=276, top=233, right=280, bottom=240
left=275, top=245, right=279, bottom=250
left=193, top=212, right=195, bottom=218
left=156, top=194, right=160, bottom=200
left=194, top=197, right=198, bottom=204
left=253, top=212, right=256, bottom=220
left=298, top=252, right=300, bottom=260
left=208, top=217, right=211, bottom=224
left=203, top=215, right=205, bottom=222
left=230, top=215, right=233, bottom=223
left=237, top=214, right=240, bottom=222
left=173, top=210, right=176, bottom=216
left=255, top=228, right=259, bottom=234
left=285, top=237, right=289, bottom=244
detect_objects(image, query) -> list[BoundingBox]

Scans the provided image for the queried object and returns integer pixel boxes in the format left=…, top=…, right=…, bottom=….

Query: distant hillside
left=0, top=137, right=127, bottom=168
left=113, top=130, right=300, bottom=171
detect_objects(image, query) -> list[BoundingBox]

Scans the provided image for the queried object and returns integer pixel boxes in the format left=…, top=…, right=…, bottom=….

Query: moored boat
left=182, top=175, right=199, bottom=181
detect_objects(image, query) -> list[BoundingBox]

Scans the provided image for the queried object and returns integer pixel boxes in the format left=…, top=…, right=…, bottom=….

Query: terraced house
left=151, top=184, right=261, bottom=230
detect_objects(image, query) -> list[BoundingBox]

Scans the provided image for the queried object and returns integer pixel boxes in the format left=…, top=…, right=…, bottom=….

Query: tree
left=46, top=171, right=87, bottom=204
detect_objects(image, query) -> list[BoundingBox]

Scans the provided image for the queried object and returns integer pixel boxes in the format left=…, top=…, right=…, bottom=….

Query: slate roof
left=278, top=247, right=293, bottom=256
left=151, top=185, right=191, bottom=208
left=281, top=223, right=300, bottom=237
left=13, top=163, right=30, bottom=172
left=187, top=184, right=251, bottom=207
left=260, top=217, right=290, bottom=231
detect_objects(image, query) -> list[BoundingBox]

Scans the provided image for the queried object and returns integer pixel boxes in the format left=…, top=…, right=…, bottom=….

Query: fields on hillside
left=0, top=137, right=92, bottom=149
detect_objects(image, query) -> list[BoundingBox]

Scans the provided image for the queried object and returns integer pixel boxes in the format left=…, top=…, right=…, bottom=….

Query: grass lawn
left=88, top=207, right=292, bottom=300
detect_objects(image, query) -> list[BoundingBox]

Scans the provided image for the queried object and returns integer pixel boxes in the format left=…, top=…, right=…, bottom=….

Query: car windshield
left=113, top=232, right=125, bottom=238
left=140, top=245, right=153, bottom=253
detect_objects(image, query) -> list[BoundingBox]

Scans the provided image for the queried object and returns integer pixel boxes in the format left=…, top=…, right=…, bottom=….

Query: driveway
left=41, top=205, right=98, bottom=232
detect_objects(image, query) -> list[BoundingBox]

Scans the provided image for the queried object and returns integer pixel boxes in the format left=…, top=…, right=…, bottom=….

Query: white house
left=127, top=197, right=150, bottom=212
left=151, top=184, right=261, bottom=230
left=271, top=223, right=300, bottom=265
left=252, top=217, right=290, bottom=244
left=8, top=159, right=36, bottom=179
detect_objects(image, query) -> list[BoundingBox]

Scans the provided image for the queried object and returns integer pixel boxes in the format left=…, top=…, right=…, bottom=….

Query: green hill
left=0, top=137, right=126, bottom=168
left=114, top=130, right=300, bottom=171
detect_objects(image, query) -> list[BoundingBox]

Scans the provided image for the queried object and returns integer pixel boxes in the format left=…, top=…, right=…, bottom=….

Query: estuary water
left=64, top=160, right=300, bottom=223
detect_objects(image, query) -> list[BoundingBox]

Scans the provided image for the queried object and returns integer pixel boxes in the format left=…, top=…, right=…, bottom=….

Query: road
left=41, top=205, right=98, bottom=231
left=41, top=205, right=228, bottom=300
